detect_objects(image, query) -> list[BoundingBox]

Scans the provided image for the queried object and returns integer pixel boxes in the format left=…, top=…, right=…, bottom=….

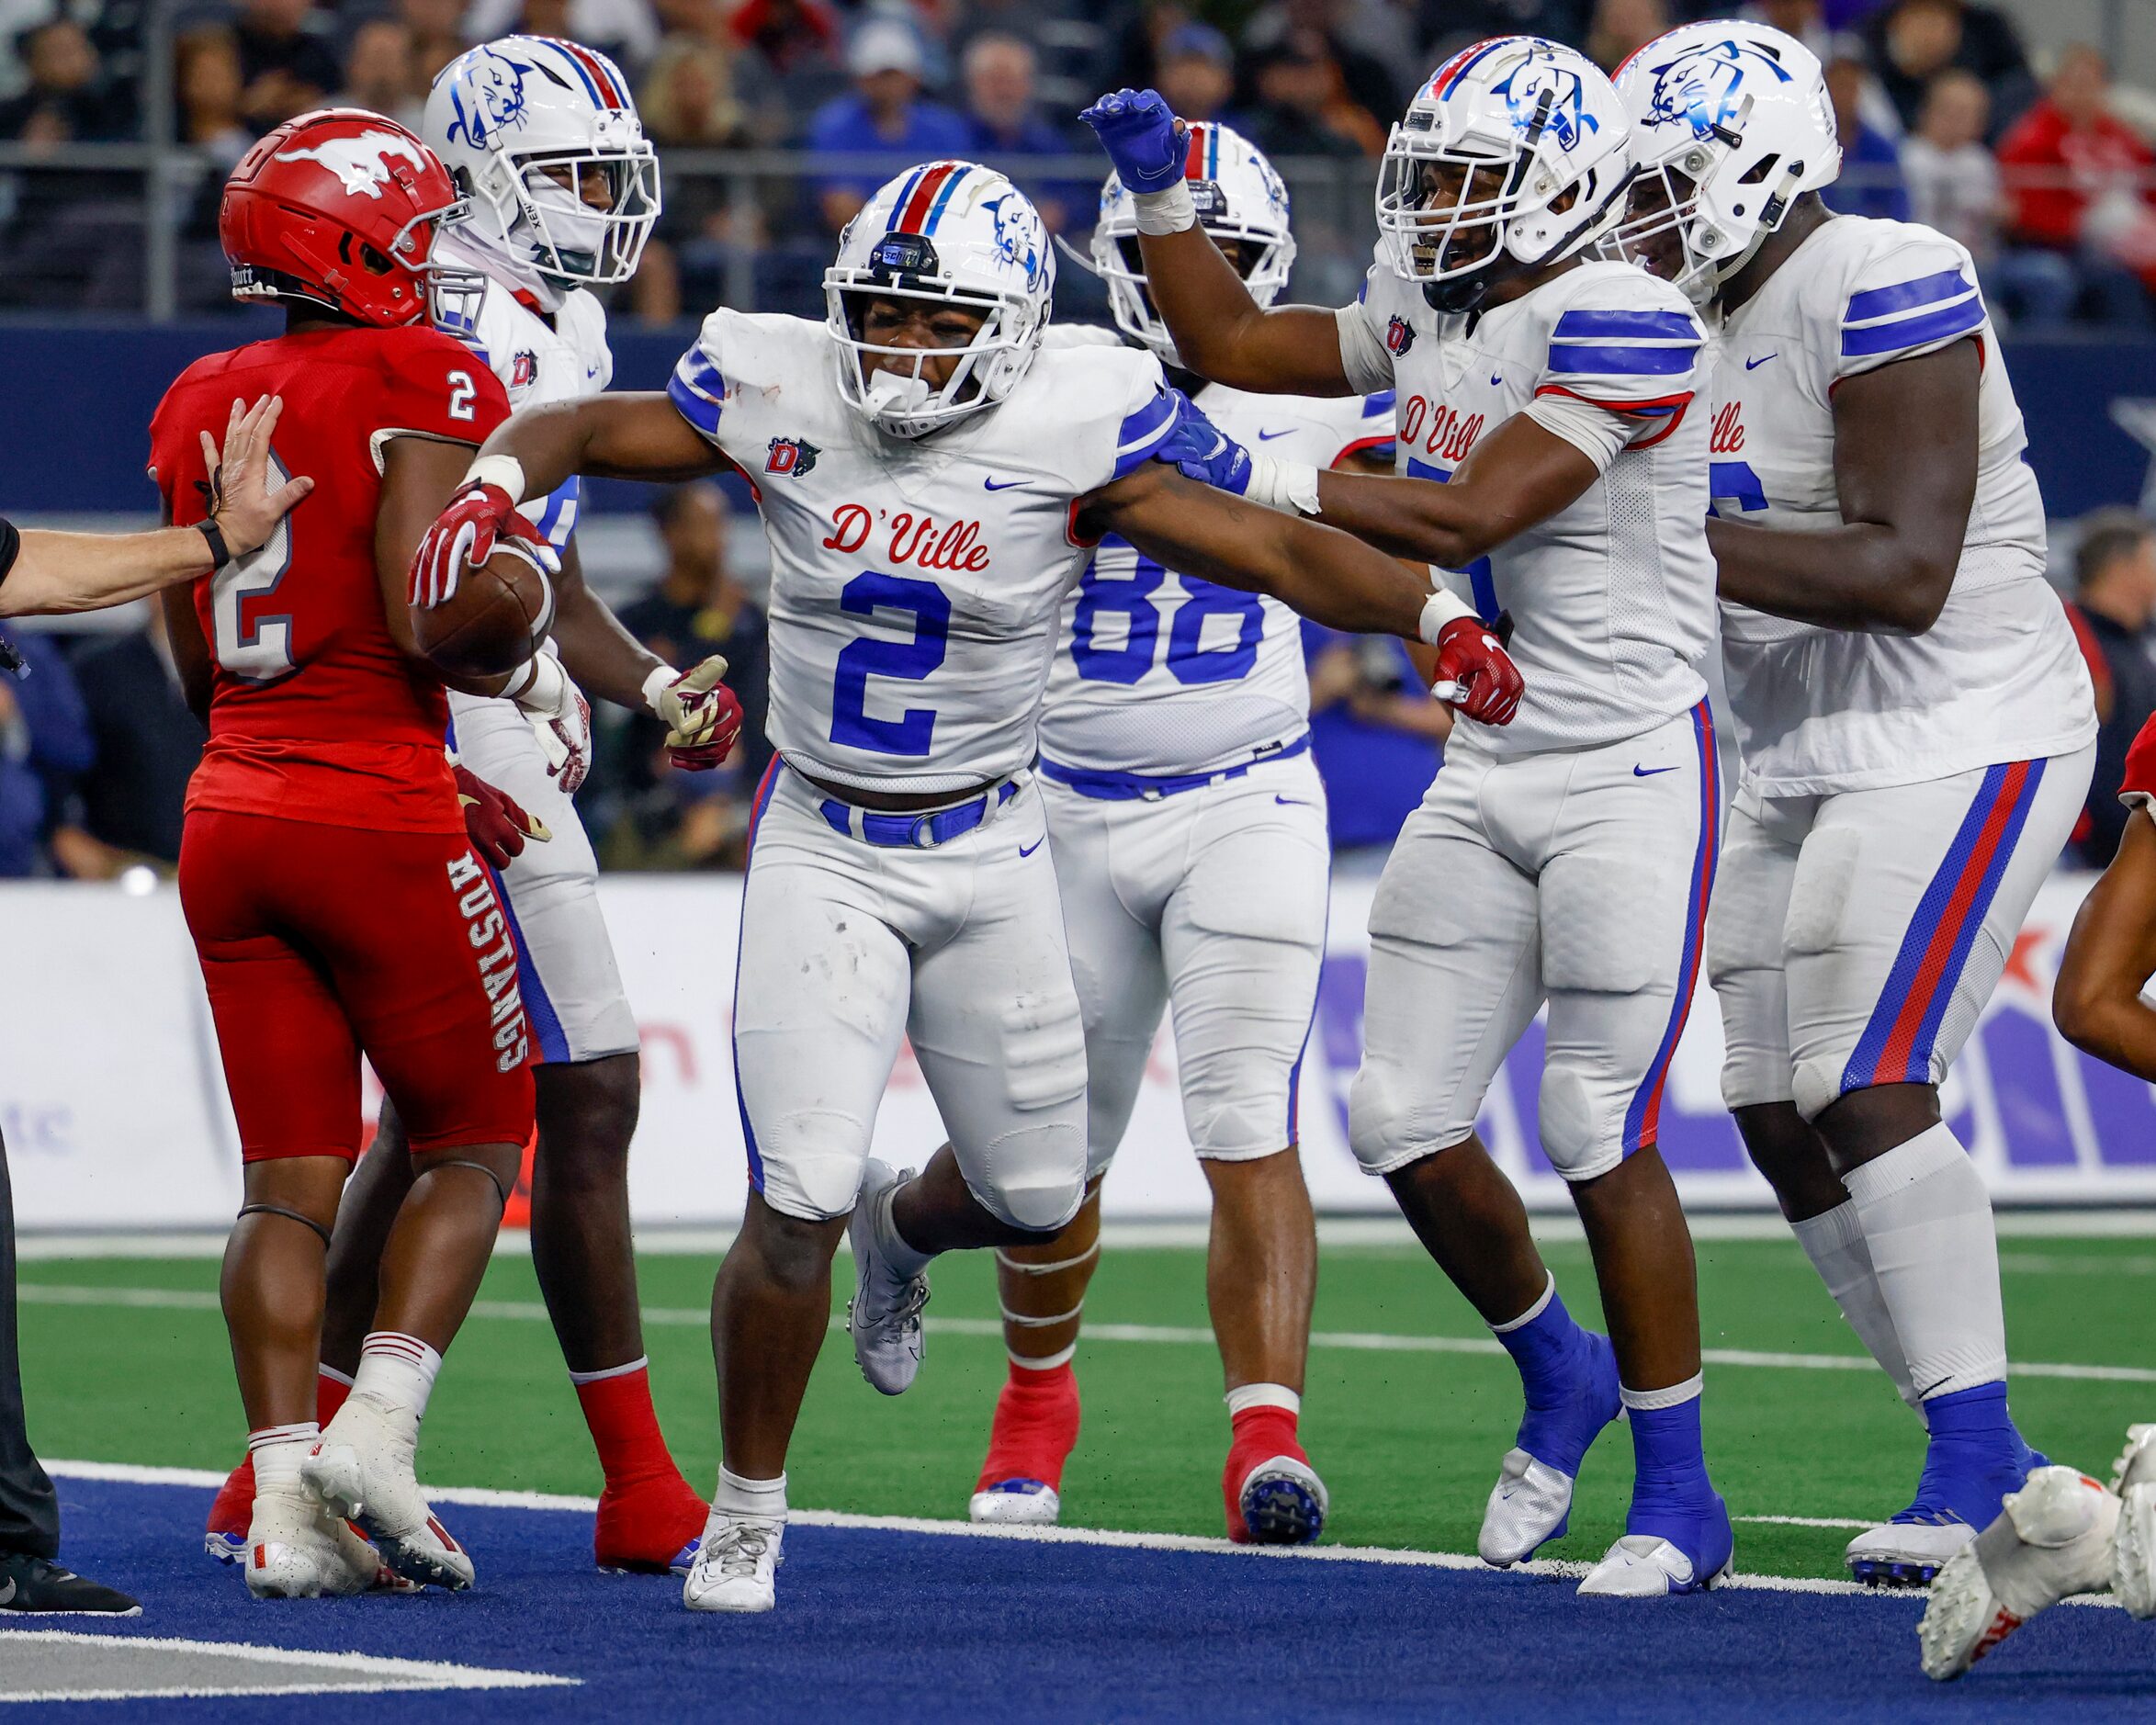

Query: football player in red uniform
left=151, top=108, right=564, bottom=1598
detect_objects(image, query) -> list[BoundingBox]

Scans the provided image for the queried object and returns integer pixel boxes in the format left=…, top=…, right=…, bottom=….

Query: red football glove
left=1430, top=615, right=1525, bottom=727
left=455, top=762, right=549, bottom=870
left=410, top=481, right=557, bottom=609
left=649, top=656, right=745, bottom=771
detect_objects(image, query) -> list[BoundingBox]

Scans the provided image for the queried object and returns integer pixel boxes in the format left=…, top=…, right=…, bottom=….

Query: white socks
left=715, top=1466, right=787, bottom=1522
left=248, top=1421, right=318, bottom=1494
left=1791, top=1199, right=1922, bottom=1413
left=1840, top=1123, right=2008, bottom=1403
left=352, top=1331, right=445, bottom=1440
left=873, top=1181, right=936, bottom=1280
left=1225, top=1383, right=1301, bottom=1417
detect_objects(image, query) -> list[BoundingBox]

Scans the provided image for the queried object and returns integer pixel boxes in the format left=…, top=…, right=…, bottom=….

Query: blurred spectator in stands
left=233, top=0, right=343, bottom=132
left=399, top=0, right=468, bottom=87
left=640, top=32, right=746, bottom=144
left=961, top=34, right=1078, bottom=231
left=2067, top=509, right=2156, bottom=866
left=730, top=0, right=845, bottom=137
left=1586, top=0, right=1668, bottom=78
left=1418, top=1, right=1589, bottom=65
left=1999, top=46, right=2156, bottom=327
left=1823, top=51, right=1912, bottom=221
left=1156, top=23, right=1237, bottom=127
left=0, top=18, right=130, bottom=143
left=0, top=626, right=91, bottom=879
left=1303, top=623, right=1447, bottom=862
left=604, top=483, right=773, bottom=871
left=1240, top=32, right=1380, bottom=160
left=1865, top=0, right=2032, bottom=141
left=51, top=609, right=205, bottom=878
left=339, top=18, right=423, bottom=131
left=628, top=32, right=750, bottom=322
left=1237, top=0, right=1399, bottom=131
left=1102, top=0, right=1196, bottom=96
left=807, top=18, right=968, bottom=231
left=463, top=0, right=661, bottom=75
left=1738, top=0, right=1831, bottom=65
left=170, top=23, right=253, bottom=306
left=1901, top=70, right=1997, bottom=250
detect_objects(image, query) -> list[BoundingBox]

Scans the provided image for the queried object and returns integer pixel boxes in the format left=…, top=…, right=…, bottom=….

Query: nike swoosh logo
left=1257, top=428, right=1293, bottom=441
left=1019, top=838, right=1044, bottom=857
left=984, top=478, right=1024, bottom=491
left=1490, top=373, right=1504, bottom=386
left=1275, top=795, right=1313, bottom=806
left=1632, top=765, right=1678, bottom=777
left=1745, top=353, right=1778, bottom=369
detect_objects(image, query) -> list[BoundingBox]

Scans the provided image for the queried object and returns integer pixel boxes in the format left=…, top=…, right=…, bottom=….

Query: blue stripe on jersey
left=1846, top=268, right=1973, bottom=323
left=923, top=165, right=969, bottom=234
left=534, top=477, right=580, bottom=549
left=1840, top=293, right=1984, bottom=358
left=668, top=347, right=725, bottom=435
left=1362, top=389, right=1396, bottom=419
left=1547, top=342, right=1695, bottom=376
left=1112, top=388, right=1180, bottom=478
left=1552, top=308, right=1699, bottom=342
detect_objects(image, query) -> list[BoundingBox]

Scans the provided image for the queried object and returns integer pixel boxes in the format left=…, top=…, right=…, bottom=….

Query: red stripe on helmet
left=1184, top=124, right=1208, bottom=178
left=558, top=38, right=623, bottom=107
left=897, top=160, right=959, bottom=233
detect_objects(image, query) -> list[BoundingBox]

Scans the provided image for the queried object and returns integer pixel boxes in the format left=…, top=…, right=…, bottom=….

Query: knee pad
left=1348, top=1061, right=1425, bottom=1177
left=1184, top=1051, right=1295, bottom=1161
left=971, top=1122, right=1089, bottom=1234
left=1536, top=1058, right=1624, bottom=1181
left=751, top=1111, right=871, bottom=1222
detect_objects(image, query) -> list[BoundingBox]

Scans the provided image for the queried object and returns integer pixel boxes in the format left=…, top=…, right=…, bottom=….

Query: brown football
left=413, top=544, right=555, bottom=680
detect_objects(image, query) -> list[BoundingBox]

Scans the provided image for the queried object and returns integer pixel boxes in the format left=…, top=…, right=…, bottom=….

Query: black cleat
left=0, top=1553, right=141, bottom=1616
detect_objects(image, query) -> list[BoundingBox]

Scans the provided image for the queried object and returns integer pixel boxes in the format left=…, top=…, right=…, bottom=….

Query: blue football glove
left=1153, top=389, right=1254, bottom=495
left=1079, top=88, right=1186, bottom=197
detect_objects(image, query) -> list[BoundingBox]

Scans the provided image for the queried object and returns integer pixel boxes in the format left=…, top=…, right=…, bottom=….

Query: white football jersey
left=669, top=310, right=1179, bottom=794
left=1038, top=329, right=1395, bottom=776
left=1350, top=254, right=1716, bottom=755
left=435, top=252, right=613, bottom=552
left=1709, top=216, right=2094, bottom=795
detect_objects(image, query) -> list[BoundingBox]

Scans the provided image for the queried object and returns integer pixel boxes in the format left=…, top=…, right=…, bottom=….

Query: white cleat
left=2110, top=1424, right=2156, bottom=1619
left=1480, top=1448, right=1576, bottom=1567
left=1919, top=1467, right=2120, bottom=1681
left=1577, top=1533, right=1733, bottom=1598
left=847, top=1159, right=929, bottom=1396
left=970, top=1483, right=1061, bottom=1526
left=1844, top=1518, right=1976, bottom=1587
left=682, top=1511, right=785, bottom=1614
left=301, top=1391, right=475, bottom=1592
left=243, top=1486, right=391, bottom=1600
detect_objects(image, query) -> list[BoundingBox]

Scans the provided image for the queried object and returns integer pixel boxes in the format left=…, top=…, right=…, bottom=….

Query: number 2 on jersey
left=211, top=447, right=297, bottom=682
left=830, top=570, right=950, bottom=755
left=1709, top=460, right=1768, bottom=516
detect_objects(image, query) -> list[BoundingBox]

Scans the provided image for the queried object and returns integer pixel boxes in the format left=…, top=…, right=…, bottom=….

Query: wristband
left=1132, top=182, right=1197, bottom=235
left=198, top=519, right=232, bottom=572
left=1417, top=587, right=1477, bottom=645
left=463, top=453, right=529, bottom=507
left=502, top=648, right=566, bottom=712
left=1245, top=453, right=1321, bottom=517
left=640, top=663, right=677, bottom=719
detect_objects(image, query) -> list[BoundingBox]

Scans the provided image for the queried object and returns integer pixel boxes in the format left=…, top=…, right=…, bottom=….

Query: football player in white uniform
left=409, top=160, right=1524, bottom=1612
left=966, top=125, right=1398, bottom=1546
left=205, top=38, right=741, bottom=1578
left=1087, top=38, right=1735, bottom=1597
left=1609, top=21, right=2098, bottom=1586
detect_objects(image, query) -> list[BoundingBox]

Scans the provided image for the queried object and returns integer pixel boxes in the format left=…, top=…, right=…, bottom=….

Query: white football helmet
left=1377, top=36, right=1633, bottom=313
left=826, top=160, right=1055, bottom=440
left=1606, top=22, right=1840, bottom=304
left=1092, top=120, right=1295, bottom=367
left=423, top=35, right=660, bottom=288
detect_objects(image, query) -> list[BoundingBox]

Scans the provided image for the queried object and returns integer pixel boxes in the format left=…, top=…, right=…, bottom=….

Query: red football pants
left=179, top=809, right=536, bottom=1162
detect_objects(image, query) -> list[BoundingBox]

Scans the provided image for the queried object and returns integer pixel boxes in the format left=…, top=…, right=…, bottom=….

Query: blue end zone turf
left=11, top=1477, right=2154, bottom=1722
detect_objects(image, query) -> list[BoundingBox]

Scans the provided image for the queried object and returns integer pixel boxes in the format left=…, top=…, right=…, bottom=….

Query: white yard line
left=0, top=1629, right=575, bottom=1701
left=25, top=1281, right=2156, bottom=1385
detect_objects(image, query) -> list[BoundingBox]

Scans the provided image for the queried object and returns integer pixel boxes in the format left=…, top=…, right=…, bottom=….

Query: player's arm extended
left=1707, top=341, right=1979, bottom=634
left=1137, top=226, right=1355, bottom=397
left=467, top=393, right=729, bottom=497
left=2053, top=812, right=2156, bottom=1082
left=548, top=539, right=664, bottom=712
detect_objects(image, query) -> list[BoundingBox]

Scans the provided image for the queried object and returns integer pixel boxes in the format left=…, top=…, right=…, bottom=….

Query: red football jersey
left=149, top=324, right=509, bottom=832
left=2122, top=712, right=2156, bottom=818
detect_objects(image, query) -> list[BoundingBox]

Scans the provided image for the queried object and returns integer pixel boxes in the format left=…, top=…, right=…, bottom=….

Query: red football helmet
left=220, top=107, right=468, bottom=327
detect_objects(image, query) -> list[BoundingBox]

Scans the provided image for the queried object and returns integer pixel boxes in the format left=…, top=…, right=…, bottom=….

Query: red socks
left=976, top=1359, right=1081, bottom=1493
left=573, top=1360, right=709, bottom=1571
left=1224, top=1404, right=1307, bottom=1543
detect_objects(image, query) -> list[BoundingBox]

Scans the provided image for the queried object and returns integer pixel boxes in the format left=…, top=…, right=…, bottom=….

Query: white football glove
left=502, top=648, right=592, bottom=796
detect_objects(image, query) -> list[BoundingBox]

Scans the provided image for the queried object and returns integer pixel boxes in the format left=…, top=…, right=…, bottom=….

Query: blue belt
left=1037, top=733, right=1312, bottom=803
left=818, top=778, right=1019, bottom=848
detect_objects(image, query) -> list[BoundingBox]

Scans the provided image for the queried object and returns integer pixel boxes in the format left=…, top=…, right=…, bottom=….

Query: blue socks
left=1621, top=1380, right=1731, bottom=1578
left=1492, top=1280, right=1620, bottom=1478
left=1905, top=1381, right=2041, bottom=1528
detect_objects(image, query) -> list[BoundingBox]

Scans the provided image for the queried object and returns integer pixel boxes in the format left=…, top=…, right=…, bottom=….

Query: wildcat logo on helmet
left=766, top=436, right=819, bottom=478
left=1494, top=56, right=1597, bottom=151
left=982, top=193, right=1045, bottom=290
left=1640, top=37, right=1793, bottom=137
left=444, top=43, right=537, bottom=148
left=272, top=131, right=432, bottom=199
left=1386, top=315, right=1417, bottom=357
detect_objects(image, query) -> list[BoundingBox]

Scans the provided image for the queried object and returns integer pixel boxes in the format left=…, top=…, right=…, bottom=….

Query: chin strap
left=236, top=1202, right=333, bottom=1250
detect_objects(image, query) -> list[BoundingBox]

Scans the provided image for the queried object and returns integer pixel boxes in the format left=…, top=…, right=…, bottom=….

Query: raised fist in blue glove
left=1153, top=389, right=1254, bottom=495
left=1079, top=88, right=1186, bottom=196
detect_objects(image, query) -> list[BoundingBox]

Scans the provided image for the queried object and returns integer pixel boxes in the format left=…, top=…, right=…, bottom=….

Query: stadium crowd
left=6, top=0, right=2156, bottom=325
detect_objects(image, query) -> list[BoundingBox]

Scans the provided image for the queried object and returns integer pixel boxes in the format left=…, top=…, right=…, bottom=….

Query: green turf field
left=17, top=1231, right=2153, bottom=1580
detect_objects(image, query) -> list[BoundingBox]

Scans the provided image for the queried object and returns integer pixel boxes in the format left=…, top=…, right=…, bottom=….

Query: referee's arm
left=0, top=395, right=311, bottom=620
